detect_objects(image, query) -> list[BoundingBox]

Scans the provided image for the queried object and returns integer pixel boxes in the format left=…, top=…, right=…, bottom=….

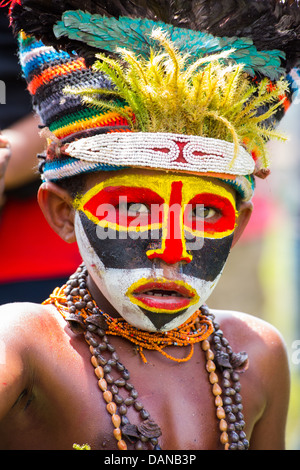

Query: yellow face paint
left=74, top=172, right=237, bottom=238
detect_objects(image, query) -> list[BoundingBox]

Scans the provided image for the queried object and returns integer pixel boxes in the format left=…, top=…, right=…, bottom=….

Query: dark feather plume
left=5, top=0, right=300, bottom=70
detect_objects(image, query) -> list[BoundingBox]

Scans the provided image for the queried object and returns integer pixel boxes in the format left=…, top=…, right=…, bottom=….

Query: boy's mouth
left=126, top=279, right=199, bottom=313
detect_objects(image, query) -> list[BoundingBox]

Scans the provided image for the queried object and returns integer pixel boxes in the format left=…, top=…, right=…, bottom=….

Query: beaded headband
left=4, top=1, right=300, bottom=201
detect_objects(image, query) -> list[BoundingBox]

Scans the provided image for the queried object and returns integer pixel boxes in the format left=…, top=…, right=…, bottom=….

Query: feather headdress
left=3, top=0, right=300, bottom=200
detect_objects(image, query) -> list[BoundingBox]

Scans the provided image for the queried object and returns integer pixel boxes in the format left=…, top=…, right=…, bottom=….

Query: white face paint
left=75, top=213, right=222, bottom=332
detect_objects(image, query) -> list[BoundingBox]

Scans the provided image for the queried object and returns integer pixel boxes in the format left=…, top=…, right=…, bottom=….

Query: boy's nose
left=146, top=181, right=193, bottom=265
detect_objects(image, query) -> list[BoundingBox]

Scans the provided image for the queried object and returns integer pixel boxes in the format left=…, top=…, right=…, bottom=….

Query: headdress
left=3, top=0, right=300, bottom=200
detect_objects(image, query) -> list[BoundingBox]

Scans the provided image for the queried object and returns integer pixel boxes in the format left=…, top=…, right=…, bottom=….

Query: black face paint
left=140, top=307, right=189, bottom=330
left=79, top=212, right=233, bottom=282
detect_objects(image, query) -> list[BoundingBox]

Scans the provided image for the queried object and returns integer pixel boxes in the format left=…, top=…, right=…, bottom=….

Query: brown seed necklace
left=43, top=264, right=249, bottom=451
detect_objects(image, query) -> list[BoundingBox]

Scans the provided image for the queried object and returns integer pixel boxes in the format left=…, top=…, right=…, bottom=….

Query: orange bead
left=112, top=414, right=121, bottom=428
left=206, top=360, right=216, bottom=373
left=209, top=372, right=219, bottom=384
left=113, top=428, right=122, bottom=441
left=220, top=432, right=229, bottom=445
left=206, top=349, right=215, bottom=361
left=91, top=355, right=98, bottom=368
left=212, top=383, right=222, bottom=396
left=216, top=406, right=226, bottom=420
left=94, top=366, right=104, bottom=379
left=107, top=402, right=117, bottom=415
left=215, top=395, right=223, bottom=407
left=98, top=378, right=107, bottom=391
left=219, top=419, right=228, bottom=432
left=103, top=390, right=113, bottom=403
left=201, top=340, right=210, bottom=351
left=117, top=440, right=128, bottom=450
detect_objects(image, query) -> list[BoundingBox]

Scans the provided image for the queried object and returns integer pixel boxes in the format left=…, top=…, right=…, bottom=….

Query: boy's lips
left=127, top=279, right=199, bottom=313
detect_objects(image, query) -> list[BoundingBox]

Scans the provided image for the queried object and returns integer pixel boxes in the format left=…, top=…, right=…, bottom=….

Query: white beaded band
left=65, top=132, right=255, bottom=177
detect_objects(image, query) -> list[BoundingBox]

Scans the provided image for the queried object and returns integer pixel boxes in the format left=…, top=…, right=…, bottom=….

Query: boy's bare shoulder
left=212, top=308, right=286, bottom=340
left=211, top=309, right=290, bottom=450
left=211, top=308, right=288, bottom=369
left=0, top=301, right=67, bottom=420
left=0, top=301, right=65, bottom=346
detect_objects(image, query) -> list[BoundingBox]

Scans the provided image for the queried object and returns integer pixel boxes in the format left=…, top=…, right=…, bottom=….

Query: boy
left=0, top=167, right=290, bottom=451
left=0, top=0, right=298, bottom=450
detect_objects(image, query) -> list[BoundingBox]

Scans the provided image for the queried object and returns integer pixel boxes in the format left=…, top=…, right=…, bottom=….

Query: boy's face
left=73, top=169, right=238, bottom=331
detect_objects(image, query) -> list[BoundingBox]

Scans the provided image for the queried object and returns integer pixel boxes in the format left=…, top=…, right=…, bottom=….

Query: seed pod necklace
left=43, top=264, right=249, bottom=450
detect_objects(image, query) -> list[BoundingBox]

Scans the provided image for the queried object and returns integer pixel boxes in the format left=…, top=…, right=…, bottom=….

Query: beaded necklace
left=43, top=264, right=249, bottom=451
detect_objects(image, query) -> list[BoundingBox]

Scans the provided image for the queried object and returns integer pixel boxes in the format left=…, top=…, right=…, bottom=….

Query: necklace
left=43, top=264, right=249, bottom=451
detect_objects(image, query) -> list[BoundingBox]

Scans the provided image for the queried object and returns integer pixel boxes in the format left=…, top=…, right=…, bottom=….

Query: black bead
left=243, top=439, right=250, bottom=450
left=227, top=412, right=236, bottom=423
left=237, top=441, right=245, bottom=450
left=115, top=378, right=126, bottom=387
left=230, top=431, right=239, bottom=443
left=223, top=397, right=232, bottom=406
left=235, top=393, right=242, bottom=403
left=119, top=404, right=128, bottom=415
left=121, top=415, right=129, bottom=426
left=123, top=369, right=130, bottom=380
left=140, top=409, right=150, bottom=420
left=115, top=394, right=124, bottom=404
left=229, top=443, right=238, bottom=450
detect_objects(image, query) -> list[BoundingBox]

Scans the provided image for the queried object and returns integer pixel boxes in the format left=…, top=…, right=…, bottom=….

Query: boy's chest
left=7, top=331, right=258, bottom=451
left=28, top=336, right=228, bottom=450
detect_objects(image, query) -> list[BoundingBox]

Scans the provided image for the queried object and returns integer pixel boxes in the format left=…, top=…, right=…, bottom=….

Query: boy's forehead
left=83, top=169, right=237, bottom=199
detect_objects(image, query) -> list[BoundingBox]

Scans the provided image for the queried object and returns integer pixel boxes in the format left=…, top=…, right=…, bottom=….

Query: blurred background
left=0, top=7, right=81, bottom=307
left=210, top=98, right=300, bottom=450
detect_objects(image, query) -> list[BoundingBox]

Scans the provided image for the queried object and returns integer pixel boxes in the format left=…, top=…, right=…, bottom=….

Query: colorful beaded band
left=42, top=157, right=127, bottom=181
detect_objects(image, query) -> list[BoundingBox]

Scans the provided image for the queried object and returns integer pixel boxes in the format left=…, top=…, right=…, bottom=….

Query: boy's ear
left=232, top=200, right=253, bottom=248
left=38, top=182, right=76, bottom=243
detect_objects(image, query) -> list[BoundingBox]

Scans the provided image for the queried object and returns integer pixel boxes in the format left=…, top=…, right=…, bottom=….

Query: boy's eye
left=119, top=202, right=150, bottom=216
left=128, top=203, right=150, bottom=216
left=192, top=206, right=219, bottom=221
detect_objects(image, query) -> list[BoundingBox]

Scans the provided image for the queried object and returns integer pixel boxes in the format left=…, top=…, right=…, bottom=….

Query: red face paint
left=83, top=186, right=164, bottom=228
left=146, top=181, right=193, bottom=264
left=184, top=193, right=236, bottom=233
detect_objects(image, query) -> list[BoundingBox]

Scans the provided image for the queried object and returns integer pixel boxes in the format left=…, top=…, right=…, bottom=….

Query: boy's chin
left=111, top=300, right=200, bottom=332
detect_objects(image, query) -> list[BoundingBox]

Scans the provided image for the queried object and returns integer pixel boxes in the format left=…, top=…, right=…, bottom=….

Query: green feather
left=54, top=10, right=286, bottom=80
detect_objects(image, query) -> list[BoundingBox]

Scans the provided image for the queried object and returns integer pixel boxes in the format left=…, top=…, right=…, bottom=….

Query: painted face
left=74, top=171, right=238, bottom=331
